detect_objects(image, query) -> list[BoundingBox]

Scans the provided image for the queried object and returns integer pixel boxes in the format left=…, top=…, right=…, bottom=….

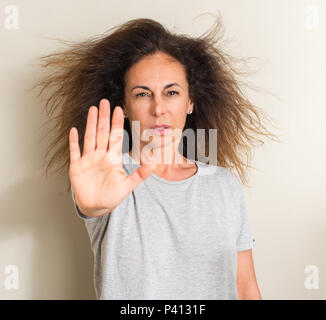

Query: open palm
left=69, top=98, right=156, bottom=217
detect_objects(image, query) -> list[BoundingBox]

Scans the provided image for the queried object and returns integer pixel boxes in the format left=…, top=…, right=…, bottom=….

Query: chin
left=152, top=137, right=175, bottom=148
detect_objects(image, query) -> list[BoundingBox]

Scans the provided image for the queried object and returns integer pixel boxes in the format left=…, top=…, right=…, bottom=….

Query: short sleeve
left=237, top=185, right=256, bottom=251
left=70, top=185, right=102, bottom=223
left=228, top=172, right=256, bottom=252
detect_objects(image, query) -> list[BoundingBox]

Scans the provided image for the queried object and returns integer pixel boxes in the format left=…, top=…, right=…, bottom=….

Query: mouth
left=150, top=124, right=171, bottom=135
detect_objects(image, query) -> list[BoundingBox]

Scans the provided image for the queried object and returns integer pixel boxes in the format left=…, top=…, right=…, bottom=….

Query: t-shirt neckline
left=124, top=152, right=200, bottom=185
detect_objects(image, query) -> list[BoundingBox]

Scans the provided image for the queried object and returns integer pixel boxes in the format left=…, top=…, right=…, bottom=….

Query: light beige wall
left=0, top=0, right=324, bottom=299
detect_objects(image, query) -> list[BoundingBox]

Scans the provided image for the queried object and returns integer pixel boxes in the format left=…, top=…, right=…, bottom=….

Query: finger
left=108, top=106, right=124, bottom=159
left=83, top=106, right=97, bottom=156
left=69, top=127, right=81, bottom=164
left=96, top=99, right=111, bottom=151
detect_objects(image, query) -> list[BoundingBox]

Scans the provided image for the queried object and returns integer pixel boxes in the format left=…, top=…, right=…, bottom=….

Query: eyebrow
left=131, top=83, right=184, bottom=92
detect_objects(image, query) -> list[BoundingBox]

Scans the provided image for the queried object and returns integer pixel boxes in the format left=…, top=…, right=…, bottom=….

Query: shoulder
left=195, top=160, right=243, bottom=199
left=196, top=159, right=240, bottom=185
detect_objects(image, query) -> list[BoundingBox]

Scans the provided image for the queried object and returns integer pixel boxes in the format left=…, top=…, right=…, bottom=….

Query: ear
left=121, top=105, right=128, bottom=118
left=188, top=99, right=194, bottom=112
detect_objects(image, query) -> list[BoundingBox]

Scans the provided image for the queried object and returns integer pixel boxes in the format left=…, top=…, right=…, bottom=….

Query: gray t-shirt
left=71, top=152, right=255, bottom=300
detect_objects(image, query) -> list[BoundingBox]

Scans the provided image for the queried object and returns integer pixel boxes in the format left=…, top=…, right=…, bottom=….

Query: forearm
left=237, top=281, right=262, bottom=300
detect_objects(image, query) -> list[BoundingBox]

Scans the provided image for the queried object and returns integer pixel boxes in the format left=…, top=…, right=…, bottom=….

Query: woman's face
left=123, top=51, right=193, bottom=156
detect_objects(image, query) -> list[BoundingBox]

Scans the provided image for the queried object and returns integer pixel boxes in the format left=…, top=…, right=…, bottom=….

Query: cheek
left=128, top=107, right=145, bottom=121
left=171, top=108, right=187, bottom=126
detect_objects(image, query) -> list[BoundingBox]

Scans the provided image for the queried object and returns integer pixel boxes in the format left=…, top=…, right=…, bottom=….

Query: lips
left=150, top=124, right=170, bottom=129
left=149, top=124, right=171, bottom=136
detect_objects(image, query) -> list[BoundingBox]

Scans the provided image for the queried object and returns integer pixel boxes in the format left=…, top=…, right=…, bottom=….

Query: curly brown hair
left=32, top=15, right=280, bottom=194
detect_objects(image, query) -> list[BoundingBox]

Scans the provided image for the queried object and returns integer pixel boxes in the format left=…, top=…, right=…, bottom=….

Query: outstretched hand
left=69, top=98, right=156, bottom=216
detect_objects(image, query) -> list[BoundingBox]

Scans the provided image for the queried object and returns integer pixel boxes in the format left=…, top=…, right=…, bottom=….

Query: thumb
left=125, top=160, right=157, bottom=193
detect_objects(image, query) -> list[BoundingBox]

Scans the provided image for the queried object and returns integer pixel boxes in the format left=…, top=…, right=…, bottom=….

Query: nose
left=151, top=95, right=166, bottom=117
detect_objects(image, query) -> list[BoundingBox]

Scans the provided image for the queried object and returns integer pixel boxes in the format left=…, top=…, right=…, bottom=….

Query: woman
left=35, top=17, right=278, bottom=300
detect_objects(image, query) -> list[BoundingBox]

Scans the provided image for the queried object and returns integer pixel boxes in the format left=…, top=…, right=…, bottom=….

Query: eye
left=135, top=92, right=150, bottom=97
left=167, top=90, right=179, bottom=96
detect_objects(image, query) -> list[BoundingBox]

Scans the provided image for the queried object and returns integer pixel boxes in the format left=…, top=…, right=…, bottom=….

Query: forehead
left=125, top=52, right=187, bottom=87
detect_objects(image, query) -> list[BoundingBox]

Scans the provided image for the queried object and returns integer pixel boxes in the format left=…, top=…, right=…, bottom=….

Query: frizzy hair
left=32, top=15, right=280, bottom=194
